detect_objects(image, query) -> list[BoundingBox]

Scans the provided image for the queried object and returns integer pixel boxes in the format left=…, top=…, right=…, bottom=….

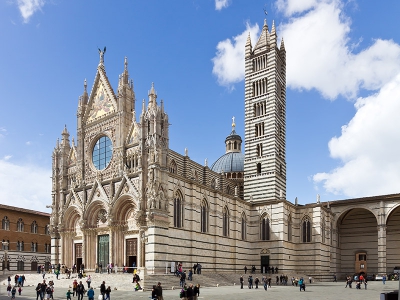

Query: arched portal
left=386, top=205, right=400, bottom=273
left=337, top=208, right=378, bottom=276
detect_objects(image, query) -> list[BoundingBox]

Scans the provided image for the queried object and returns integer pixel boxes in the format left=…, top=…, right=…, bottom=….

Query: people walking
left=87, top=287, right=95, bottom=300
left=156, top=282, right=164, bottom=300
left=86, top=275, right=92, bottom=289
left=240, top=276, right=244, bottom=289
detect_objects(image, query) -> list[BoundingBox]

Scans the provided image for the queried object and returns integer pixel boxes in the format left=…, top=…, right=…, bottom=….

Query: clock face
left=92, top=136, right=113, bottom=170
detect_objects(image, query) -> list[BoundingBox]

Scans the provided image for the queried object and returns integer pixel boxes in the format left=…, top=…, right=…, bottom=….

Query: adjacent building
left=0, top=204, right=51, bottom=272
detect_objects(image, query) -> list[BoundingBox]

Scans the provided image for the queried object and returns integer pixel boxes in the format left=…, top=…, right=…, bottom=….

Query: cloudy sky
left=1, top=0, right=400, bottom=212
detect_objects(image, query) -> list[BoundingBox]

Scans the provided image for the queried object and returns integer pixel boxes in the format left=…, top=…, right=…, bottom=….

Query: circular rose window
left=92, top=136, right=113, bottom=170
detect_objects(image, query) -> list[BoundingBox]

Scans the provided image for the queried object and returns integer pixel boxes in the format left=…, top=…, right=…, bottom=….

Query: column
left=378, top=224, right=387, bottom=274
left=82, top=231, right=86, bottom=268
left=109, top=228, right=114, bottom=265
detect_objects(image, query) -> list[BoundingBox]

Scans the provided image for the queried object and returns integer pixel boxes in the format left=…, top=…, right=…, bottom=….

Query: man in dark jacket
left=186, top=284, right=194, bottom=300
left=155, top=282, right=163, bottom=300
left=76, top=281, right=85, bottom=300
left=100, top=281, right=106, bottom=300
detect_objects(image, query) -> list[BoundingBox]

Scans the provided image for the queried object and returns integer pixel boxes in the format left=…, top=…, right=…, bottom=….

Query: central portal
left=98, top=235, right=109, bottom=272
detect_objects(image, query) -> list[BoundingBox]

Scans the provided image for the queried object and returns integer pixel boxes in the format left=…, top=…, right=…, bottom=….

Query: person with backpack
left=76, top=281, right=85, bottom=300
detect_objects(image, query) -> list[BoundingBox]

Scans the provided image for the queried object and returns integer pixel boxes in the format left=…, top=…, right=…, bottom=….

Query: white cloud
left=313, top=73, right=400, bottom=197
left=26, top=141, right=32, bottom=145
left=275, top=0, right=400, bottom=198
left=0, top=159, right=51, bottom=212
left=278, top=0, right=400, bottom=99
left=212, top=22, right=260, bottom=88
left=3, top=155, right=12, bottom=160
left=215, top=0, right=230, bottom=11
left=17, top=0, right=45, bottom=23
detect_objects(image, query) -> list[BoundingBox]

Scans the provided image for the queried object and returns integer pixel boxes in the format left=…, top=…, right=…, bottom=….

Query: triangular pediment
left=85, top=68, right=117, bottom=124
left=126, top=122, right=140, bottom=145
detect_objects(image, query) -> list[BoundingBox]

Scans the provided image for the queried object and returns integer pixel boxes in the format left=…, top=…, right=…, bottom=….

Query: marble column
left=109, top=228, right=114, bottom=265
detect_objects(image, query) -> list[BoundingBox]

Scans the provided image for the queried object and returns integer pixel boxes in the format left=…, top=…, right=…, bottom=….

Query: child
left=7, top=285, right=12, bottom=297
left=11, top=286, right=16, bottom=299
left=18, top=286, right=22, bottom=295
left=66, top=289, right=72, bottom=300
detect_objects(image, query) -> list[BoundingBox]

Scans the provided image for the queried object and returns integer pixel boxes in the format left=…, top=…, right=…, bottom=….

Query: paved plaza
left=0, top=280, right=398, bottom=300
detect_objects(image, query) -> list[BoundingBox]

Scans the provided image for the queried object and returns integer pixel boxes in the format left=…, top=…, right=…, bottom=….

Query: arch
left=260, top=213, right=270, bottom=240
left=84, top=200, right=108, bottom=228
left=111, top=195, right=137, bottom=226
left=386, top=205, right=400, bottom=272
left=174, top=189, right=184, bottom=228
left=301, top=215, right=311, bottom=243
left=200, top=199, right=209, bottom=233
left=169, top=159, right=177, bottom=174
left=337, top=208, right=378, bottom=275
left=63, top=206, right=81, bottom=231
left=223, top=206, right=230, bottom=237
left=333, top=206, right=378, bottom=229
left=384, top=203, right=400, bottom=225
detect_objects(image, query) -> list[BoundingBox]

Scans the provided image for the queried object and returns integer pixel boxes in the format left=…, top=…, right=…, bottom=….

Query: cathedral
left=50, top=20, right=400, bottom=278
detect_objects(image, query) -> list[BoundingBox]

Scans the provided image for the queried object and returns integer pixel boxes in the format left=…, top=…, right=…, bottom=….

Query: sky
left=1, top=0, right=400, bottom=212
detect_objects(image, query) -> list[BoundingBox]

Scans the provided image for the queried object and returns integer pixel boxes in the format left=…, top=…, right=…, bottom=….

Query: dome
left=210, top=152, right=244, bottom=173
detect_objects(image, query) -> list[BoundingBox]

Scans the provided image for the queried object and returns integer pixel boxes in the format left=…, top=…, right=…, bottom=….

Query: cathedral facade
left=50, top=21, right=400, bottom=278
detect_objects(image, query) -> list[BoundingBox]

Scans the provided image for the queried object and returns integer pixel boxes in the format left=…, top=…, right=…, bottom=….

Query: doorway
left=31, top=261, right=38, bottom=271
left=75, top=243, right=82, bottom=272
left=126, top=238, right=137, bottom=273
left=98, top=235, right=109, bottom=273
left=261, top=255, right=269, bottom=273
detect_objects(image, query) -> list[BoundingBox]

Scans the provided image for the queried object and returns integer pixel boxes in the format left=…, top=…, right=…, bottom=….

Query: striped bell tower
left=244, top=19, right=287, bottom=203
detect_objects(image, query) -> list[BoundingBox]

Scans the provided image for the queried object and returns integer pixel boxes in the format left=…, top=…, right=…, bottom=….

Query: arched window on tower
left=173, top=191, right=184, bottom=228
left=17, top=218, right=24, bottom=232
left=223, top=207, right=230, bottom=237
left=201, top=200, right=209, bottom=233
left=302, top=216, right=312, bottom=243
left=321, top=217, right=326, bottom=244
left=260, top=214, right=270, bottom=240
left=2, top=216, right=10, bottom=230
left=241, top=213, right=247, bottom=241
left=257, top=163, right=261, bottom=175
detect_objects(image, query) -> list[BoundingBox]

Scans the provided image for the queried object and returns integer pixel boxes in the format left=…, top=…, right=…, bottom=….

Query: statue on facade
left=98, top=47, right=106, bottom=64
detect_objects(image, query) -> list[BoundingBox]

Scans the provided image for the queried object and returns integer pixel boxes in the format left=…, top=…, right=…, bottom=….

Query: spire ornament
left=98, top=46, right=106, bottom=65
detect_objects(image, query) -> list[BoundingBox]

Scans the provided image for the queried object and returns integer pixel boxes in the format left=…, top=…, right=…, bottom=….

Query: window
left=302, top=217, right=311, bottom=243
left=257, top=163, right=261, bottom=175
left=321, top=217, right=325, bottom=244
left=222, top=207, right=229, bottom=237
left=45, top=243, right=51, bottom=253
left=2, top=216, right=10, bottom=230
left=2, top=239, right=9, bottom=250
left=260, top=215, right=270, bottom=240
left=31, top=242, right=37, bottom=252
left=359, top=254, right=367, bottom=261
left=287, top=214, right=292, bottom=242
left=31, top=221, right=38, bottom=234
left=254, top=123, right=264, bottom=137
left=17, top=261, right=24, bottom=271
left=17, top=241, right=24, bottom=251
left=241, top=213, right=246, bottom=241
left=169, top=160, right=177, bottom=174
left=92, top=136, right=113, bottom=170
left=200, top=200, right=208, bottom=233
left=173, top=191, right=183, bottom=228
left=17, top=218, right=24, bottom=232
left=257, top=144, right=263, bottom=157
left=45, top=225, right=50, bottom=235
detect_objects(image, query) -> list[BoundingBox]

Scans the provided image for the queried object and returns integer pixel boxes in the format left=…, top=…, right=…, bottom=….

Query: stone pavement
left=0, top=280, right=399, bottom=300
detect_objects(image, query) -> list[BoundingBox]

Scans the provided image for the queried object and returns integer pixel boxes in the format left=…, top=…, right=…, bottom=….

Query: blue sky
left=1, top=0, right=400, bottom=212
